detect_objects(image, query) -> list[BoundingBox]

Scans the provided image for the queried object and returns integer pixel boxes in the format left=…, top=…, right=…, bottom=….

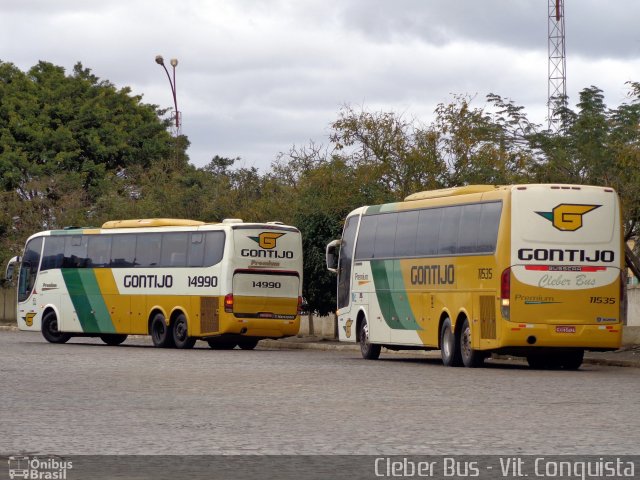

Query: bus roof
left=404, top=185, right=501, bottom=202
left=101, top=218, right=206, bottom=229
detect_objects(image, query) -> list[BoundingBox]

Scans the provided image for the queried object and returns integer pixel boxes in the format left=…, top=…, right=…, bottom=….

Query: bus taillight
left=297, top=296, right=303, bottom=315
left=501, top=268, right=511, bottom=320
left=224, top=293, right=234, bottom=313
left=621, top=271, right=628, bottom=324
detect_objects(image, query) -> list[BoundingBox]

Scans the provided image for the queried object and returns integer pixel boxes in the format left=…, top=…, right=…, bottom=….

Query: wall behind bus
left=0, top=286, right=16, bottom=324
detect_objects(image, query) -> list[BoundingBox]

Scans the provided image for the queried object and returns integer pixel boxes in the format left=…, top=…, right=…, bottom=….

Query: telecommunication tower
left=548, top=0, right=567, bottom=130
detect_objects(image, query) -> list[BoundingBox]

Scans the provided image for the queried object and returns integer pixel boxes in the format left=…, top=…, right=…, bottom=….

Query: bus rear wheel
left=440, top=317, right=461, bottom=367
left=238, top=337, right=260, bottom=350
left=41, top=311, right=71, bottom=344
left=100, top=334, right=128, bottom=346
left=460, top=318, right=484, bottom=368
left=207, top=337, right=237, bottom=350
left=151, top=313, right=175, bottom=348
left=559, top=350, right=584, bottom=370
left=172, top=314, right=196, bottom=349
left=359, top=317, right=381, bottom=360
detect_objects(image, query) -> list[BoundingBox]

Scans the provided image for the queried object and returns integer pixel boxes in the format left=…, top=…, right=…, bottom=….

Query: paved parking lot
left=2, top=331, right=640, bottom=456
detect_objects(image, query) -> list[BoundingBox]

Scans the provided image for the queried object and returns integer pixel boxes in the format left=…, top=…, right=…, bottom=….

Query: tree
left=0, top=60, right=181, bottom=261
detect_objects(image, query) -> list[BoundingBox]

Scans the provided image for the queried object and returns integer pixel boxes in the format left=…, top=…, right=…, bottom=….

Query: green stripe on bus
left=61, top=269, right=115, bottom=333
left=371, top=260, right=420, bottom=331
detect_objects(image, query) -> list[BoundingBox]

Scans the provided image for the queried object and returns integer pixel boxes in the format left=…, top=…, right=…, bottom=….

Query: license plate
left=556, top=326, right=576, bottom=333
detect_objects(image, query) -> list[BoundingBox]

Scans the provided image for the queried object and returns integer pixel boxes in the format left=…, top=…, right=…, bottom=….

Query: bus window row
left=40, top=231, right=226, bottom=270
left=355, top=201, right=502, bottom=260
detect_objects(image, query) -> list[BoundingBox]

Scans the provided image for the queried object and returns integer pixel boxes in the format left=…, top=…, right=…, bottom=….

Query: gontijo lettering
left=410, top=265, right=455, bottom=285
left=518, top=248, right=614, bottom=263
left=123, top=274, right=173, bottom=288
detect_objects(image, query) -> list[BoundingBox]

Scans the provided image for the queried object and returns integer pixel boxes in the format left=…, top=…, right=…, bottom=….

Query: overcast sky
left=2, top=0, right=640, bottom=171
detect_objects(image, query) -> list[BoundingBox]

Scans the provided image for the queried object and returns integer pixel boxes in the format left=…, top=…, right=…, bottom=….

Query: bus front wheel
left=172, top=314, right=196, bottom=349
left=359, top=317, right=381, bottom=360
left=41, top=311, right=71, bottom=344
left=440, top=317, right=461, bottom=367
left=100, top=334, right=128, bottom=346
left=460, top=318, right=485, bottom=368
left=151, top=313, right=175, bottom=348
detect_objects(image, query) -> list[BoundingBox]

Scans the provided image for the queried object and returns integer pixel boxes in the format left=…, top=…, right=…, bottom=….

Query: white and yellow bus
left=326, top=184, right=625, bottom=369
left=6, top=218, right=302, bottom=349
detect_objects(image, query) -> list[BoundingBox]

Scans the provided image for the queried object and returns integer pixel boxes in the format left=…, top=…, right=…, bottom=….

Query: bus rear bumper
left=497, top=322, right=622, bottom=351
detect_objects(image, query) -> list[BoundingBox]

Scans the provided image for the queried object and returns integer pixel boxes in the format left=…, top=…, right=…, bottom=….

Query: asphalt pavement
left=2, top=322, right=637, bottom=368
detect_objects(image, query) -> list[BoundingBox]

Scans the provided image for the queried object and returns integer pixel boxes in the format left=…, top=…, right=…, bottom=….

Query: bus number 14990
left=188, top=276, right=218, bottom=288
left=252, top=281, right=281, bottom=289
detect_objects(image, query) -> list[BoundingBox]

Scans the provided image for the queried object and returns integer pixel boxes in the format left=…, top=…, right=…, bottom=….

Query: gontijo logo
left=536, top=204, right=600, bottom=231
left=250, top=232, right=285, bottom=249
left=242, top=232, right=294, bottom=259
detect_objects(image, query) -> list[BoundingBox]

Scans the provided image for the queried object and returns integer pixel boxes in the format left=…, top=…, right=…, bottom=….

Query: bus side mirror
left=326, top=240, right=341, bottom=273
left=4, top=256, right=20, bottom=283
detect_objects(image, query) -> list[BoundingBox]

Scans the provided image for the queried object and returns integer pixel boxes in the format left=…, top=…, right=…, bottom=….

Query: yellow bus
left=326, top=184, right=625, bottom=369
left=6, top=218, right=302, bottom=349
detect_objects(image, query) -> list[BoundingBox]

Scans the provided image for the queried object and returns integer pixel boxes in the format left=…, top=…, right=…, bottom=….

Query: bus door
left=336, top=215, right=359, bottom=341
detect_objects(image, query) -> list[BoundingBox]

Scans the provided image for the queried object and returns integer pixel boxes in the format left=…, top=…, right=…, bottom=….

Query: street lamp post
left=155, top=55, right=180, bottom=135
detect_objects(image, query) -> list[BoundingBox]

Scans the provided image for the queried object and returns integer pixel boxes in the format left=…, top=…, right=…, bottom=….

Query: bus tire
left=440, top=317, right=461, bottom=367
left=100, top=334, right=128, bottom=346
left=151, top=313, right=174, bottom=348
left=560, top=350, right=584, bottom=370
left=238, top=337, right=260, bottom=350
left=526, top=354, right=557, bottom=369
left=172, top=313, right=196, bottom=349
left=460, top=318, right=484, bottom=368
left=207, top=337, right=237, bottom=350
left=41, top=311, right=71, bottom=344
left=359, top=317, right=381, bottom=360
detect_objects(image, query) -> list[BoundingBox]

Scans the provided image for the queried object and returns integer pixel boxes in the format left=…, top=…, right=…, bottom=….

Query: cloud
left=1, top=0, right=638, bottom=171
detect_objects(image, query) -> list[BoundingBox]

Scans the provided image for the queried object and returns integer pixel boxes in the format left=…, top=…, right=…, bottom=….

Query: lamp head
left=170, top=58, right=178, bottom=67
left=155, top=55, right=164, bottom=65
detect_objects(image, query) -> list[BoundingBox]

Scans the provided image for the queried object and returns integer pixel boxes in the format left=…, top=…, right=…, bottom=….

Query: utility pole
left=548, top=0, right=567, bottom=131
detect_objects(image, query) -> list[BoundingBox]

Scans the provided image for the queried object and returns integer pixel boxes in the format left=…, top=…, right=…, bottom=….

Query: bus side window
left=203, top=231, right=226, bottom=266
left=394, top=210, right=419, bottom=257
left=355, top=215, right=377, bottom=260
left=188, top=233, right=205, bottom=267
left=458, top=204, right=482, bottom=254
left=160, top=233, right=189, bottom=267
left=42, top=237, right=65, bottom=271
left=437, top=205, right=462, bottom=255
left=416, top=208, right=441, bottom=256
left=110, top=235, right=136, bottom=267
left=63, top=236, right=88, bottom=268
left=477, top=202, right=502, bottom=253
left=135, top=234, right=162, bottom=267
left=87, top=235, right=112, bottom=268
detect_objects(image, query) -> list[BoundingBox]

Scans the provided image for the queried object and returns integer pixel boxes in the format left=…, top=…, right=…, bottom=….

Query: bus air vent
left=200, top=297, right=220, bottom=334
left=479, top=295, right=497, bottom=339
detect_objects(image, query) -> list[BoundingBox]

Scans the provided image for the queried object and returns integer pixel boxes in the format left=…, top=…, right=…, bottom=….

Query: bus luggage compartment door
left=231, top=270, right=300, bottom=321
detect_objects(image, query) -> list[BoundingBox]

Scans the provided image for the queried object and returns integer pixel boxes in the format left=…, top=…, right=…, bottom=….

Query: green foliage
left=0, top=60, right=180, bottom=261
left=2, top=59, right=638, bottom=316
